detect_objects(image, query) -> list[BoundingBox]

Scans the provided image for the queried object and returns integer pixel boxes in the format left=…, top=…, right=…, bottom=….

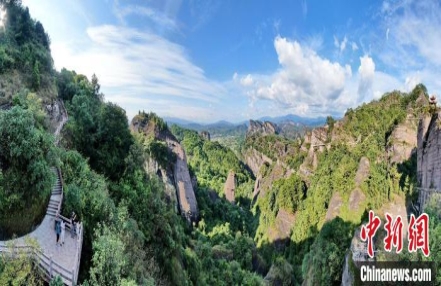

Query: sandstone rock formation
left=245, top=148, right=273, bottom=177
left=417, top=114, right=433, bottom=188
left=417, top=111, right=441, bottom=209
left=45, top=99, right=68, bottom=135
left=325, top=192, right=343, bottom=221
left=167, top=139, right=198, bottom=222
left=142, top=156, right=178, bottom=212
left=387, top=114, right=418, bottom=164
left=130, top=114, right=198, bottom=223
left=200, top=130, right=210, bottom=141
left=247, top=120, right=279, bottom=137
left=223, top=170, right=236, bottom=203
left=267, top=209, right=296, bottom=242
left=325, top=157, right=369, bottom=220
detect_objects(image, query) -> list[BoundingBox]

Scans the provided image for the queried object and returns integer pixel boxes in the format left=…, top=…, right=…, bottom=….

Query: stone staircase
left=46, top=168, right=63, bottom=218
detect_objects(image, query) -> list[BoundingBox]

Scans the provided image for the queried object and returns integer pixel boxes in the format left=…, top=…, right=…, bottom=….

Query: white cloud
left=113, top=2, right=180, bottom=33
left=352, top=42, right=358, bottom=51
left=334, top=35, right=349, bottom=52
left=334, top=36, right=339, bottom=49
left=240, top=74, right=254, bottom=86
left=381, top=0, right=441, bottom=67
left=243, top=37, right=352, bottom=116
left=358, top=55, right=375, bottom=100
left=340, top=36, right=348, bottom=52
left=51, top=25, right=230, bottom=121
left=404, top=74, right=421, bottom=92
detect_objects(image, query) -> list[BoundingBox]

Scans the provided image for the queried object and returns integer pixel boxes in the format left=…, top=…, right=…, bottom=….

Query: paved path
left=0, top=169, right=82, bottom=285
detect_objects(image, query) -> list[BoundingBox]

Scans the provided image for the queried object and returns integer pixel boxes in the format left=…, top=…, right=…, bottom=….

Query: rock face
left=200, top=131, right=210, bottom=141
left=267, top=209, right=296, bottom=242
left=417, top=112, right=441, bottom=209
left=325, top=157, right=369, bottom=220
left=130, top=114, right=198, bottom=223
left=387, top=114, right=418, bottom=164
left=354, top=157, right=370, bottom=186
left=247, top=120, right=279, bottom=137
left=45, top=99, right=68, bottom=135
left=245, top=148, right=273, bottom=177
left=417, top=114, right=434, bottom=188
left=143, top=156, right=178, bottom=212
left=325, top=192, right=343, bottom=221
left=224, top=170, right=236, bottom=203
left=167, top=139, right=199, bottom=222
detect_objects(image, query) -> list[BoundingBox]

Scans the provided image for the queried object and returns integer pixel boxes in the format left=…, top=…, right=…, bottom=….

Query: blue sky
left=20, top=0, right=441, bottom=123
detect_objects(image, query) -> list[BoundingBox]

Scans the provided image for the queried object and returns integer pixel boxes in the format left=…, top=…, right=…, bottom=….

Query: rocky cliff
left=223, top=170, right=236, bottom=203
left=387, top=114, right=418, bottom=164
left=200, top=131, right=211, bottom=141
left=45, top=99, right=68, bottom=136
left=247, top=120, right=279, bottom=137
left=245, top=148, right=273, bottom=177
left=130, top=113, right=198, bottom=222
left=417, top=113, right=436, bottom=189
left=167, top=138, right=199, bottom=222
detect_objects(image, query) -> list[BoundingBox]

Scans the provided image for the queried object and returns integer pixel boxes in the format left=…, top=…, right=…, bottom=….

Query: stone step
left=46, top=212, right=57, bottom=217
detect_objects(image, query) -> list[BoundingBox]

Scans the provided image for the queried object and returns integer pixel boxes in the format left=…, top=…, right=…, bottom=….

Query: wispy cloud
left=113, top=0, right=181, bottom=34
left=52, top=24, right=229, bottom=121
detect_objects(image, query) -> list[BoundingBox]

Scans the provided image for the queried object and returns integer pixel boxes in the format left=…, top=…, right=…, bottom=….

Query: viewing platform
left=0, top=168, right=83, bottom=286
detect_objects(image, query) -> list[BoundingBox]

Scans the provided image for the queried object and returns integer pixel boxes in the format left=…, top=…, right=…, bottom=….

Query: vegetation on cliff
left=1, top=2, right=440, bottom=285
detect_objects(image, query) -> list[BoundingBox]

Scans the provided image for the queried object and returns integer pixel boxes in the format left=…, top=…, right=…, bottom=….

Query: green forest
left=0, top=1, right=440, bottom=286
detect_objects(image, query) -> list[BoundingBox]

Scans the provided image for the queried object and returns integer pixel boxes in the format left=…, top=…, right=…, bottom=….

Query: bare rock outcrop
left=130, top=114, right=198, bottom=223
left=354, top=157, right=370, bottom=186
left=167, top=139, right=199, bottom=222
left=245, top=148, right=273, bottom=177
left=417, top=114, right=433, bottom=187
left=143, top=157, right=178, bottom=212
left=224, top=170, right=236, bottom=203
left=45, top=99, right=68, bottom=135
left=326, top=157, right=369, bottom=220
left=387, top=114, right=418, bottom=164
left=247, top=120, right=279, bottom=137
left=267, top=209, right=296, bottom=242
left=325, top=192, right=343, bottom=221
left=200, top=131, right=210, bottom=141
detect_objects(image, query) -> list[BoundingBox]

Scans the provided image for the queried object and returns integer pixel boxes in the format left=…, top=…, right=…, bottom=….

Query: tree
left=32, top=60, right=40, bottom=89
left=95, top=103, right=133, bottom=180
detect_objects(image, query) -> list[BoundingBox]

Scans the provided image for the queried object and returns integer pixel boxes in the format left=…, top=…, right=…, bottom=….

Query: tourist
left=60, top=220, right=65, bottom=246
left=55, top=219, right=61, bottom=246
left=71, top=211, right=77, bottom=237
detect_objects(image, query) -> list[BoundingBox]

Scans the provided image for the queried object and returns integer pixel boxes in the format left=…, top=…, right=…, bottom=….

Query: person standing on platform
left=70, top=211, right=77, bottom=238
left=55, top=219, right=61, bottom=246
left=60, top=220, right=66, bottom=246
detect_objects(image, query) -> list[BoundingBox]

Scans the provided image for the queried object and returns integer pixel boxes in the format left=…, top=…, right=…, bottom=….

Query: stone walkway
left=0, top=168, right=82, bottom=285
